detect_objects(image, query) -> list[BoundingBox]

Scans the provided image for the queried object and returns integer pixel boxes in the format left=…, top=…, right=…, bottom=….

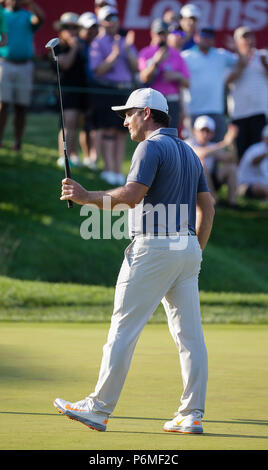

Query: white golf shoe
left=54, top=397, right=108, bottom=432
left=100, top=171, right=118, bottom=185
left=163, top=411, right=203, bottom=434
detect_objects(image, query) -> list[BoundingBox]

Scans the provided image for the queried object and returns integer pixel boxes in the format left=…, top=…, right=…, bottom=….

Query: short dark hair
left=150, top=109, right=171, bottom=127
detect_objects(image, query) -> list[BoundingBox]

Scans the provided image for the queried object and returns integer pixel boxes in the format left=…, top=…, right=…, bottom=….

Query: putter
left=45, top=38, right=73, bottom=208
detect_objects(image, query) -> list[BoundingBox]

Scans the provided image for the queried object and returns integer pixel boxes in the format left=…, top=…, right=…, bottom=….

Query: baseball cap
left=53, top=12, right=79, bottom=30
left=111, top=88, right=169, bottom=118
left=261, top=124, right=268, bottom=139
left=234, top=26, right=253, bottom=41
left=95, top=0, right=117, bottom=5
left=78, top=12, right=98, bottom=29
left=180, top=3, right=201, bottom=19
left=97, top=6, right=118, bottom=22
left=200, top=25, right=215, bottom=37
left=194, top=115, right=215, bottom=132
left=151, top=18, right=169, bottom=34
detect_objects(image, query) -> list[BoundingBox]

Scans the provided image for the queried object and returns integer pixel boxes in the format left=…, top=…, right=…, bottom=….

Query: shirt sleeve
left=197, top=166, right=209, bottom=192
left=222, top=49, right=238, bottom=67
left=127, top=140, right=160, bottom=187
left=176, top=53, right=190, bottom=78
left=138, top=48, right=150, bottom=71
left=89, top=39, right=104, bottom=71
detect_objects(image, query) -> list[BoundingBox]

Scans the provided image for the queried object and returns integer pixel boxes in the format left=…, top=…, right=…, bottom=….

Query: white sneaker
left=114, top=173, right=126, bottom=185
left=83, top=158, right=97, bottom=170
left=57, top=156, right=65, bottom=168
left=54, top=397, right=108, bottom=432
left=70, top=155, right=82, bottom=167
left=100, top=171, right=117, bottom=185
left=163, top=411, right=203, bottom=434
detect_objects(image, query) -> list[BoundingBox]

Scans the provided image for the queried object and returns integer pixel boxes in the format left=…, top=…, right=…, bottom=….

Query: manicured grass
left=0, top=113, right=268, bottom=325
left=0, top=276, right=268, bottom=324
left=0, top=113, right=268, bottom=292
left=0, top=323, right=267, bottom=450
left=0, top=114, right=267, bottom=452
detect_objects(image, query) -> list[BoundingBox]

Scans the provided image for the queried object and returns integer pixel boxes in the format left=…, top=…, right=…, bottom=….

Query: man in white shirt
left=186, top=115, right=239, bottom=207
left=181, top=26, right=238, bottom=142
left=226, top=26, right=268, bottom=160
left=237, top=125, right=268, bottom=200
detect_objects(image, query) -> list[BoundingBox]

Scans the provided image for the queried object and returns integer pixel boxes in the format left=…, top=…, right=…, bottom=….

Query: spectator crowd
left=0, top=0, right=268, bottom=206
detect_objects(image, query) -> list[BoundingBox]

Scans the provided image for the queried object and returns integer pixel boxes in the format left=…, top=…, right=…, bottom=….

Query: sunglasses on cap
left=60, top=24, right=79, bottom=31
left=180, top=15, right=198, bottom=21
left=105, top=14, right=119, bottom=22
left=200, top=29, right=215, bottom=38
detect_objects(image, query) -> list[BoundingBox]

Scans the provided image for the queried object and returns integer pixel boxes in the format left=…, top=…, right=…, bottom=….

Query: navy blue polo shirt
left=127, top=128, right=209, bottom=237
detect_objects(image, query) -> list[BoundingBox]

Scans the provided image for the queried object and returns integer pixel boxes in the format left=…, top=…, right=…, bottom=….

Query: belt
left=131, top=231, right=196, bottom=241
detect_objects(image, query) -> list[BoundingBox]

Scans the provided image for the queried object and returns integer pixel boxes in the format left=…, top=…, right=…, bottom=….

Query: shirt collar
left=146, top=128, right=178, bottom=140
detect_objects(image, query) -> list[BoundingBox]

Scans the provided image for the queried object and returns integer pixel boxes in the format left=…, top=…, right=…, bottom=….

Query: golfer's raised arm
left=61, top=179, right=148, bottom=209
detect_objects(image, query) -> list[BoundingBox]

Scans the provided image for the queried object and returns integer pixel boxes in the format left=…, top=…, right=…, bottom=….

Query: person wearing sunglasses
left=139, top=18, right=190, bottom=132
left=89, top=5, right=138, bottom=186
left=179, top=3, right=201, bottom=51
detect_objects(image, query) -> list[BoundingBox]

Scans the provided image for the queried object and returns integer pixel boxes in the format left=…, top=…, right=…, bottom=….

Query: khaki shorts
left=0, top=59, right=34, bottom=106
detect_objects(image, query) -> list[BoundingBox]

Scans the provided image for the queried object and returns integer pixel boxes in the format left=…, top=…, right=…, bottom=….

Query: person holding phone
left=138, top=18, right=190, bottom=130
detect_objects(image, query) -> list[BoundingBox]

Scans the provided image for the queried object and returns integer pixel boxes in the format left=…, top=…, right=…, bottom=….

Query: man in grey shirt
left=56, top=88, right=215, bottom=434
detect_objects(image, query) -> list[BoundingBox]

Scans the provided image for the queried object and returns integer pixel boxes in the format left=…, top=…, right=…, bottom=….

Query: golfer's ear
left=144, top=107, right=151, bottom=121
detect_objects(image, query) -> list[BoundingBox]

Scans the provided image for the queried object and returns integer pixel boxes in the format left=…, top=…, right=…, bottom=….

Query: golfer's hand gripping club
left=45, top=38, right=73, bottom=209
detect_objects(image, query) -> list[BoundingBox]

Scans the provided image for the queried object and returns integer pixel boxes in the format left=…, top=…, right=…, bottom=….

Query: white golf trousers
left=89, top=235, right=208, bottom=417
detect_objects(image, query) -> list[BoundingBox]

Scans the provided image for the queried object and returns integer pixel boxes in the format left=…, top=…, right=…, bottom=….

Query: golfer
left=55, top=88, right=215, bottom=434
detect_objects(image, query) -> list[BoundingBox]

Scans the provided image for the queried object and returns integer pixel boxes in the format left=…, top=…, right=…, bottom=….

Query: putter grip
left=64, top=154, right=73, bottom=209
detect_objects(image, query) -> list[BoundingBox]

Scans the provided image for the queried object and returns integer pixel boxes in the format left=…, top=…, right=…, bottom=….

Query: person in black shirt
left=53, top=12, right=89, bottom=167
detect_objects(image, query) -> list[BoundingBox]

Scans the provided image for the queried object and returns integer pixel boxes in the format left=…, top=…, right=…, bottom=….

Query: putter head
left=45, top=38, right=60, bottom=61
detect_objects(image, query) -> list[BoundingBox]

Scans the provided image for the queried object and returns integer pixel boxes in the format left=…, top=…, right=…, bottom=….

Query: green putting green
left=0, top=323, right=267, bottom=450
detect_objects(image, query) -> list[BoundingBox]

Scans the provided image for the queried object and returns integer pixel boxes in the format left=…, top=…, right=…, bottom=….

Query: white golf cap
left=78, top=12, right=98, bottom=29
left=262, top=124, right=268, bottom=139
left=95, top=0, right=117, bottom=5
left=234, top=26, right=253, bottom=41
left=97, top=6, right=118, bottom=21
left=53, top=12, right=79, bottom=30
left=180, top=3, right=201, bottom=19
left=112, top=88, right=169, bottom=118
left=194, top=115, right=215, bottom=131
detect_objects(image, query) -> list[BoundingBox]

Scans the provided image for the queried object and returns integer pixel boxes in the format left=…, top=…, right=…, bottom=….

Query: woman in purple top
left=90, top=5, right=138, bottom=186
left=138, top=18, right=190, bottom=130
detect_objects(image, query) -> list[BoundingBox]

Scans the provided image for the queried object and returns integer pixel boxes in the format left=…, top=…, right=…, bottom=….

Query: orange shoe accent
left=66, top=404, right=85, bottom=412
left=193, top=420, right=201, bottom=425
left=164, top=428, right=202, bottom=435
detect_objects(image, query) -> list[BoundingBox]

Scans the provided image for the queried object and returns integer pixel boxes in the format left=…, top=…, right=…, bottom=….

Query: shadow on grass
left=1, top=411, right=267, bottom=439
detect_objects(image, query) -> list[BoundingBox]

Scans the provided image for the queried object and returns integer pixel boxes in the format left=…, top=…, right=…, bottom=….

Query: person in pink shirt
left=139, top=18, right=190, bottom=129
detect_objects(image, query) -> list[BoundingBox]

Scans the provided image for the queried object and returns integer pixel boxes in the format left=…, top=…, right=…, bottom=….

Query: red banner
left=35, top=0, right=268, bottom=55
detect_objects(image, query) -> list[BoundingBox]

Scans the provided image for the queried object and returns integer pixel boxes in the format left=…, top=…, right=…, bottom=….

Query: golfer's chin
left=129, top=130, right=143, bottom=142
